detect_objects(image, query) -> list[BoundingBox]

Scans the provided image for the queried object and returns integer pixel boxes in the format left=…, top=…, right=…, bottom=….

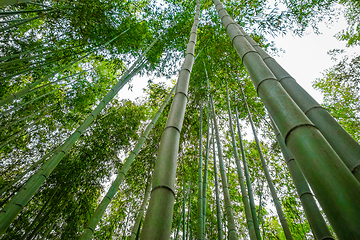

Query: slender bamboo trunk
left=0, top=29, right=129, bottom=107
left=202, top=64, right=211, bottom=240
left=0, top=46, right=47, bottom=62
left=234, top=105, right=261, bottom=240
left=214, top=1, right=360, bottom=238
left=258, top=180, right=265, bottom=240
left=183, top=182, right=187, bottom=240
left=175, top=185, right=190, bottom=240
left=237, top=27, right=360, bottom=182
left=270, top=119, right=334, bottom=240
left=0, top=9, right=51, bottom=16
left=242, top=87, right=293, bottom=240
left=80, top=86, right=175, bottom=240
left=130, top=180, right=152, bottom=240
left=210, top=94, right=238, bottom=240
left=225, top=84, right=257, bottom=240
left=197, top=105, right=204, bottom=240
left=212, top=124, right=223, bottom=240
left=0, top=46, right=149, bottom=235
left=186, top=184, right=192, bottom=240
left=140, top=2, right=200, bottom=239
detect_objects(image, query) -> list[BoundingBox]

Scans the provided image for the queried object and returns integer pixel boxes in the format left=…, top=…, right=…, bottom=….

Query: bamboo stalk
left=79, top=86, right=175, bottom=240
left=212, top=123, right=223, bottom=240
left=270, top=119, right=334, bottom=240
left=210, top=94, right=238, bottom=240
left=241, top=87, right=293, bottom=240
left=237, top=27, right=360, bottom=182
left=214, top=1, right=360, bottom=238
left=140, top=2, right=200, bottom=239
left=225, top=84, right=257, bottom=240
left=197, top=105, right=204, bottom=240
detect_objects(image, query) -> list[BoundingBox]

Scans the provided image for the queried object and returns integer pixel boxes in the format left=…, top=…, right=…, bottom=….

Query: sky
left=119, top=10, right=360, bottom=106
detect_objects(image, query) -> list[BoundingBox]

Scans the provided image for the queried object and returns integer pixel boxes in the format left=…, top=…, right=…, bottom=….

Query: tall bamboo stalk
left=0, top=48, right=150, bottom=235
left=186, top=185, right=192, bottom=240
left=270, top=119, right=334, bottom=240
left=140, top=1, right=200, bottom=239
left=212, top=124, right=223, bottom=240
left=79, top=86, right=175, bottom=240
left=196, top=105, right=204, bottom=240
left=242, top=87, right=293, bottom=240
left=213, top=1, right=360, bottom=238
left=237, top=27, right=360, bottom=182
left=202, top=65, right=210, bottom=240
left=225, top=84, right=257, bottom=240
left=130, top=180, right=152, bottom=240
left=234, top=104, right=261, bottom=240
left=210, top=94, right=238, bottom=240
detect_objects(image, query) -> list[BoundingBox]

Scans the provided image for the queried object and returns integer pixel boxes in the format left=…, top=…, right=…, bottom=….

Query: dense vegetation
left=0, top=0, right=359, bottom=239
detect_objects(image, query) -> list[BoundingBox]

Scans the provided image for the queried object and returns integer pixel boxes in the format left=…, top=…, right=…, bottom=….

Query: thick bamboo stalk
left=140, top=1, right=200, bottom=239
left=79, top=86, right=175, bottom=240
left=130, top=180, right=152, bottom=240
left=210, top=95, right=238, bottom=240
left=242, top=88, right=293, bottom=240
left=225, top=84, right=257, bottom=240
left=237, top=27, right=360, bottom=182
left=212, top=125, right=223, bottom=240
left=214, top=1, right=360, bottom=238
left=0, top=53, right=147, bottom=235
left=196, top=105, right=204, bottom=240
left=0, top=29, right=129, bottom=107
left=270, top=119, right=334, bottom=240
left=234, top=106, right=261, bottom=240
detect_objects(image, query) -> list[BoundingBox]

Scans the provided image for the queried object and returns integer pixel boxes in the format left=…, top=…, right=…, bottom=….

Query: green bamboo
left=202, top=110, right=209, bottom=240
left=175, top=185, right=190, bottom=240
left=234, top=105, right=261, bottom=240
left=0, top=9, right=51, bottom=16
left=0, top=118, right=42, bottom=149
left=80, top=86, right=175, bottom=240
left=270, top=119, right=334, bottom=240
left=0, top=45, right=149, bottom=235
left=237, top=27, right=360, bottom=182
left=225, top=84, right=257, bottom=240
left=257, top=180, right=265, bottom=240
left=196, top=105, right=204, bottom=240
left=0, top=80, right=76, bottom=117
left=210, top=94, right=238, bottom=240
left=0, top=143, right=60, bottom=196
left=0, top=18, right=31, bottom=24
left=186, top=184, right=192, bottom=240
left=241, top=87, right=293, bottom=240
left=214, top=1, right=360, bottom=238
left=0, top=46, right=47, bottom=62
left=0, top=29, right=129, bottom=107
left=140, top=1, right=200, bottom=239
left=202, top=65, right=210, bottom=240
left=0, top=14, right=45, bottom=33
left=182, top=182, right=187, bottom=240
left=212, top=124, right=223, bottom=240
left=0, top=0, right=32, bottom=7
left=130, top=180, right=152, bottom=240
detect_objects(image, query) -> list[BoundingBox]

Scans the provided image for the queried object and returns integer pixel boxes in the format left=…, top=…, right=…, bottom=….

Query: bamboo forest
left=1, top=0, right=360, bottom=239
